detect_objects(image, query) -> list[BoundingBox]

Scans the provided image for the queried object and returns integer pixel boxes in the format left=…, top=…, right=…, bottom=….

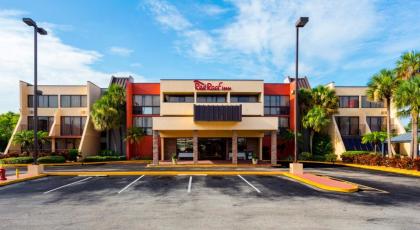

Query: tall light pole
left=293, top=17, right=308, bottom=163
left=22, top=18, right=47, bottom=164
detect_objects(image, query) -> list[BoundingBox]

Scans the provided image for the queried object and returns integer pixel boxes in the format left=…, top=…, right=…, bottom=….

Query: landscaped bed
left=340, top=151, right=420, bottom=171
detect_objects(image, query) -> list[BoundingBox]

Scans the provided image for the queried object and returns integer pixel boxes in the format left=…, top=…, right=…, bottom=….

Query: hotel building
left=125, top=79, right=309, bottom=164
left=326, top=82, right=409, bottom=157
left=5, top=81, right=102, bottom=156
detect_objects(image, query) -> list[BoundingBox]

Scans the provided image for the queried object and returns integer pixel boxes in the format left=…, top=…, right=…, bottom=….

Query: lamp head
left=23, top=18, right=36, bottom=27
left=295, top=17, right=309, bottom=27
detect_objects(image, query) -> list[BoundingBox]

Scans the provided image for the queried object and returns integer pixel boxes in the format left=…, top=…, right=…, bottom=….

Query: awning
left=391, top=131, right=420, bottom=143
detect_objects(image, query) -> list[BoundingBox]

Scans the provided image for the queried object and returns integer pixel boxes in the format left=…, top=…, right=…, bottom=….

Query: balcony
left=194, top=105, right=242, bottom=122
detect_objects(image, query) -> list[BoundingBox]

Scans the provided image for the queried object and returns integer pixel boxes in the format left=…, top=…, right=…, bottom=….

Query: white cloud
left=144, top=0, right=191, bottom=31
left=197, top=4, right=228, bottom=16
left=109, top=46, right=134, bottom=57
left=0, top=10, right=143, bottom=112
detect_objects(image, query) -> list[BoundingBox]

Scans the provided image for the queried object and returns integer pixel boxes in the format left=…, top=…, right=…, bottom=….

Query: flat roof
left=160, top=79, right=264, bottom=81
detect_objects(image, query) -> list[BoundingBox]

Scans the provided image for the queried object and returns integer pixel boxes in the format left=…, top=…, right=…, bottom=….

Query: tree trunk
left=412, top=114, right=418, bottom=159
left=119, top=126, right=123, bottom=155
left=374, top=143, right=377, bottom=155
left=309, top=130, right=314, bottom=154
left=386, top=98, right=393, bottom=157
left=106, top=130, right=110, bottom=150
left=112, top=130, right=118, bottom=153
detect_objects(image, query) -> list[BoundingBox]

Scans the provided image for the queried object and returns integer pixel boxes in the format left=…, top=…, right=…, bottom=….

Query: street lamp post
left=23, top=18, right=47, bottom=164
left=293, top=17, right=308, bottom=164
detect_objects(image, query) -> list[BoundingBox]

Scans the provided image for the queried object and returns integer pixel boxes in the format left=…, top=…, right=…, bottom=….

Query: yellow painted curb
left=44, top=160, right=151, bottom=166
left=0, top=174, right=47, bottom=187
left=45, top=171, right=286, bottom=176
left=283, top=172, right=358, bottom=193
left=300, top=161, right=420, bottom=177
left=147, top=164, right=279, bottom=168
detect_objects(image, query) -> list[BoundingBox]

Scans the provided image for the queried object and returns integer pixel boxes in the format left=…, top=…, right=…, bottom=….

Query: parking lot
left=1, top=166, right=420, bottom=230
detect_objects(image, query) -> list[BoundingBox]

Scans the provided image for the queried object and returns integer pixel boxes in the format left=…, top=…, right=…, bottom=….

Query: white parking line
left=43, top=177, right=92, bottom=194
left=118, top=175, right=145, bottom=194
left=238, top=175, right=261, bottom=193
left=187, top=176, right=192, bottom=193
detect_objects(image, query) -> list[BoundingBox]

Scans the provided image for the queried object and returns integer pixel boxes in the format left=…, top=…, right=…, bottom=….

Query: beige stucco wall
left=5, top=81, right=101, bottom=156
left=159, top=80, right=264, bottom=116
left=153, top=116, right=278, bottom=131
left=326, top=83, right=409, bottom=157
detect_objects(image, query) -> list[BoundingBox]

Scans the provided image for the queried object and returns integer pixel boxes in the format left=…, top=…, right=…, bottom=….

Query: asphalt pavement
left=0, top=165, right=419, bottom=230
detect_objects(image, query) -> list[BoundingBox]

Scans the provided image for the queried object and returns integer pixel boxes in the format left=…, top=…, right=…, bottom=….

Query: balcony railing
left=194, top=105, right=242, bottom=122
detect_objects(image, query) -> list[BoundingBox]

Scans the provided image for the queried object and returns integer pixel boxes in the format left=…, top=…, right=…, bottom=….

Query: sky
left=0, top=0, right=419, bottom=113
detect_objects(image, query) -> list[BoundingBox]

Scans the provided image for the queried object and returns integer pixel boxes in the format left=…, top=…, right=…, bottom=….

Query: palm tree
left=13, top=130, right=33, bottom=154
left=394, top=77, right=420, bottom=158
left=310, top=85, right=339, bottom=115
left=395, top=51, right=419, bottom=80
left=302, top=106, right=330, bottom=154
left=91, top=84, right=126, bottom=153
left=125, top=127, right=144, bottom=144
left=366, top=69, right=400, bottom=157
left=12, top=130, right=49, bottom=155
left=361, top=131, right=387, bottom=155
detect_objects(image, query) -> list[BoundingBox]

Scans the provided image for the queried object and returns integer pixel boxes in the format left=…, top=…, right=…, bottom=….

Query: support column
left=152, top=130, right=159, bottom=165
left=259, top=137, right=263, bottom=160
left=271, top=130, right=277, bottom=165
left=193, top=130, right=198, bottom=164
left=160, top=137, right=164, bottom=161
left=51, top=138, right=56, bottom=153
left=232, top=131, right=238, bottom=164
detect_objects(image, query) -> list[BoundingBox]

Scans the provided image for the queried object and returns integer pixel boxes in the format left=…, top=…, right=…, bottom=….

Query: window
left=367, top=116, right=386, bottom=132
left=177, top=138, right=193, bottom=154
left=278, top=117, right=289, bottom=130
left=61, top=116, right=86, bottom=136
left=28, top=116, right=54, bottom=132
left=133, top=117, right=153, bottom=135
left=361, top=96, right=385, bottom=108
left=164, top=94, right=194, bottom=103
left=61, top=95, right=87, bottom=107
left=264, top=95, right=290, bottom=115
left=197, top=94, right=226, bottom=103
left=28, top=95, right=58, bottom=108
left=336, top=117, right=359, bottom=136
left=230, top=94, right=259, bottom=103
left=133, top=95, right=160, bottom=115
left=339, top=96, right=359, bottom=108
left=55, top=139, right=81, bottom=151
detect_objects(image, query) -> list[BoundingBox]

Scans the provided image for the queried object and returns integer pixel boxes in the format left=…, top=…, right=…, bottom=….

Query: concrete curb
left=283, top=172, right=359, bottom=193
left=44, top=171, right=287, bottom=176
left=0, top=174, right=47, bottom=187
left=300, top=161, right=420, bottom=177
left=146, top=164, right=280, bottom=168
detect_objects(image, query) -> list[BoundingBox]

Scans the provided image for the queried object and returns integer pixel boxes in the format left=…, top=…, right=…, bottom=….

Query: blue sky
left=0, top=0, right=419, bottom=112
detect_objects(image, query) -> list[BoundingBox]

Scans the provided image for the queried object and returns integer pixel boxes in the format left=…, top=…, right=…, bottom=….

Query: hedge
left=0, top=156, right=34, bottom=164
left=83, top=155, right=126, bottom=162
left=341, top=151, right=371, bottom=163
left=37, top=156, right=66, bottom=164
left=342, top=153, right=420, bottom=171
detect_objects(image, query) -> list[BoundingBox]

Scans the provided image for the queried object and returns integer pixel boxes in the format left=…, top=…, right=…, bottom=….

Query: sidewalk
left=0, top=174, right=47, bottom=186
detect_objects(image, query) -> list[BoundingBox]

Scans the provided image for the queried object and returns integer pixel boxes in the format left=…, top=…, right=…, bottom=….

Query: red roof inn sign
left=194, top=80, right=232, bottom=91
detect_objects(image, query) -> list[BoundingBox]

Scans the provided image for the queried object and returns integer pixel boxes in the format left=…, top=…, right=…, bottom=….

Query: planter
left=252, top=158, right=258, bottom=165
left=172, top=159, right=177, bottom=165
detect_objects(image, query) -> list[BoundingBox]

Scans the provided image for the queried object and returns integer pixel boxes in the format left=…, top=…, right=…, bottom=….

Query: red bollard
left=0, top=168, right=7, bottom=180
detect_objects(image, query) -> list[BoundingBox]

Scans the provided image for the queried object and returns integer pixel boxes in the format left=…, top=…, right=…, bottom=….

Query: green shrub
left=99, top=150, right=120, bottom=156
left=68, top=149, right=79, bottom=161
left=299, top=152, right=312, bottom=161
left=313, top=134, right=333, bottom=156
left=37, top=155, right=66, bottom=164
left=0, top=156, right=34, bottom=164
left=83, top=155, right=125, bottom=162
left=324, top=153, right=337, bottom=162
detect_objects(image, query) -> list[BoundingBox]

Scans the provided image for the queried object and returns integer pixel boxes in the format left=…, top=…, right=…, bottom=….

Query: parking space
left=1, top=172, right=420, bottom=229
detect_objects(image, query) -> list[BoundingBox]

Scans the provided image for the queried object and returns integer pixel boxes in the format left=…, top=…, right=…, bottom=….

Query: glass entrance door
left=198, top=138, right=226, bottom=160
